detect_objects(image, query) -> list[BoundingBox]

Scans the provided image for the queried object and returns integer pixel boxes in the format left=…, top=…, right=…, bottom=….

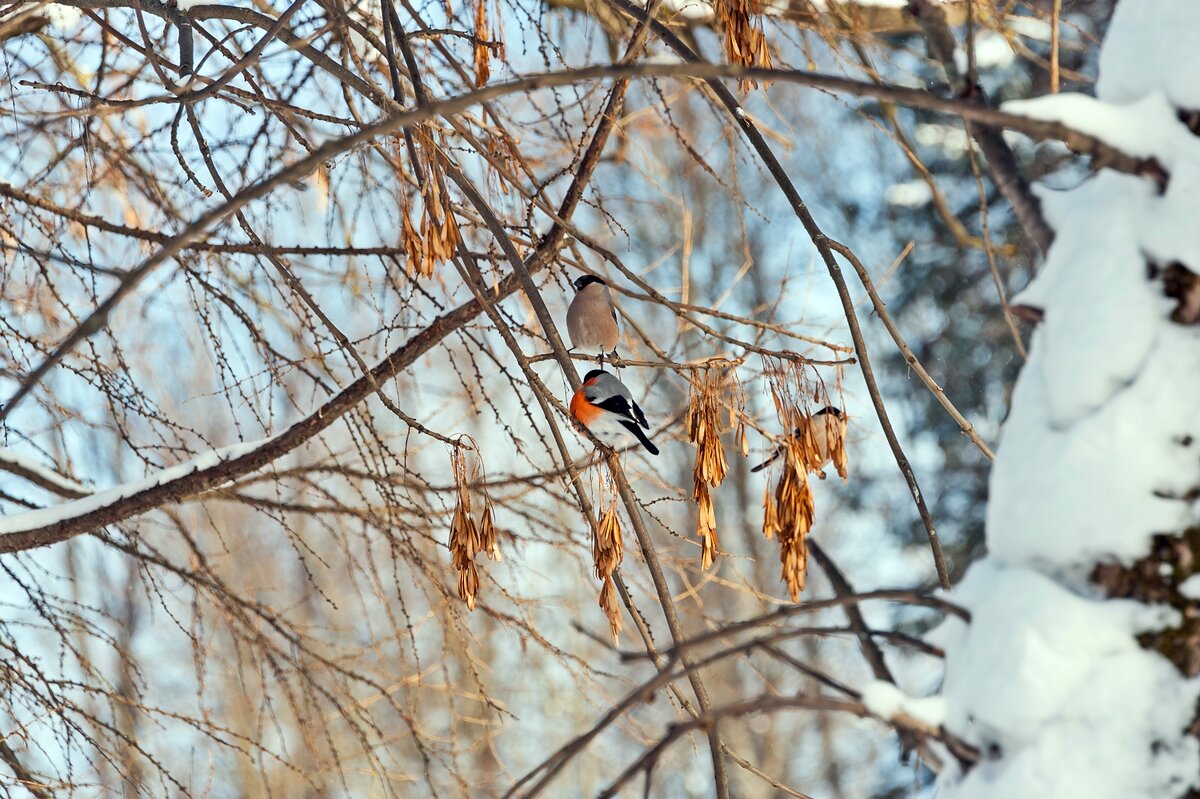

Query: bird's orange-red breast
left=570, top=374, right=603, bottom=426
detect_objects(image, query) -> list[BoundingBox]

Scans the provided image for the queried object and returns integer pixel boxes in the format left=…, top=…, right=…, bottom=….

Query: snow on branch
left=0, top=448, right=91, bottom=499
left=0, top=266, right=543, bottom=555
left=0, top=437, right=274, bottom=537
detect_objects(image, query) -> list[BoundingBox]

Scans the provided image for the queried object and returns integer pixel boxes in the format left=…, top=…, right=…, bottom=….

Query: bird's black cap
left=573, top=275, right=607, bottom=290
left=583, top=369, right=610, bottom=383
left=815, top=406, right=844, bottom=418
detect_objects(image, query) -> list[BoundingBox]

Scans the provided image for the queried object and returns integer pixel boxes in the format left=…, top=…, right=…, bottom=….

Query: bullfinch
left=566, top=275, right=620, bottom=362
left=569, top=369, right=659, bottom=455
left=750, top=407, right=844, bottom=473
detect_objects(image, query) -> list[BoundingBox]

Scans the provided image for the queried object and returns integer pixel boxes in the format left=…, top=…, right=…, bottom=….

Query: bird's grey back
left=583, top=372, right=631, bottom=402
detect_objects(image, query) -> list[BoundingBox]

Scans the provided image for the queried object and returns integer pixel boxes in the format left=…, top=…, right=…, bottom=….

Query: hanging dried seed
left=772, top=442, right=815, bottom=602
left=598, top=576, right=623, bottom=645
left=479, top=501, right=500, bottom=561
left=686, top=363, right=746, bottom=569
left=473, top=0, right=490, bottom=86
left=447, top=439, right=499, bottom=610
left=713, top=0, right=772, bottom=88
left=594, top=502, right=624, bottom=582
left=592, top=497, right=625, bottom=643
left=695, top=481, right=719, bottom=570
left=759, top=356, right=848, bottom=601
left=399, top=127, right=464, bottom=277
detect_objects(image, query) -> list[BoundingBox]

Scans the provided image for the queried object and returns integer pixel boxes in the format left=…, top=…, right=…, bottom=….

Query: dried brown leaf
left=714, top=0, right=773, bottom=88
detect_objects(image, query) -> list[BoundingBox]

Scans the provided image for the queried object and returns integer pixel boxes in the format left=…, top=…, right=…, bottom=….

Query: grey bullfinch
left=566, top=275, right=620, bottom=363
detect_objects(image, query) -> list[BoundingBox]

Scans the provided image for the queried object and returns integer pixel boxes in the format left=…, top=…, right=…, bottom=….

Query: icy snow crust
left=934, top=2, right=1200, bottom=796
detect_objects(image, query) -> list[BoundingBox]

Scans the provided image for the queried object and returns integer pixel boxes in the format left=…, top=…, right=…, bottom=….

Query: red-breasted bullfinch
left=566, top=275, right=620, bottom=362
left=751, top=407, right=844, bottom=473
left=569, top=369, right=659, bottom=455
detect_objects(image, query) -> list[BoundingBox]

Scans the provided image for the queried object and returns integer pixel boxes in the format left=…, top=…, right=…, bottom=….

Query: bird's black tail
left=622, top=421, right=659, bottom=456
left=750, top=446, right=783, bottom=473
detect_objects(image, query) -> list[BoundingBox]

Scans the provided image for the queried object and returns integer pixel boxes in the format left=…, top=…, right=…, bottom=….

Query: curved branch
left=1, top=57, right=1163, bottom=467
left=0, top=263, right=537, bottom=553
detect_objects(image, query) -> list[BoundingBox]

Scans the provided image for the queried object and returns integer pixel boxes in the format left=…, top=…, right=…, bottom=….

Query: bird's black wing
left=594, top=394, right=639, bottom=425
left=630, top=399, right=649, bottom=430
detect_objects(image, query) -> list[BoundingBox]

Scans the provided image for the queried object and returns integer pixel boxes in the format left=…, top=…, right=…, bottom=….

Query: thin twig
left=623, top=589, right=970, bottom=661
left=1050, top=0, right=1062, bottom=93
left=827, top=239, right=996, bottom=460
left=596, top=693, right=967, bottom=798
left=0, top=739, right=54, bottom=799
left=907, top=0, right=1056, bottom=254
left=964, top=122, right=1029, bottom=359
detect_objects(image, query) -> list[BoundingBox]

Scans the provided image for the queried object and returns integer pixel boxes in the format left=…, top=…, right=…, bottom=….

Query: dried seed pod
left=822, top=410, right=849, bottom=480
left=449, top=495, right=480, bottom=609
left=594, top=502, right=624, bottom=581
left=399, top=128, right=464, bottom=277
left=762, top=481, right=779, bottom=541
left=695, top=481, right=719, bottom=570
left=400, top=200, right=424, bottom=277
left=760, top=357, right=848, bottom=601
left=686, top=363, right=746, bottom=569
left=447, top=439, right=499, bottom=610
left=479, top=502, right=500, bottom=561
left=714, top=0, right=772, bottom=87
left=598, top=576, right=623, bottom=645
left=592, top=499, right=625, bottom=643
left=772, top=441, right=815, bottom=602
left=472, top=0, right=496, bottom=86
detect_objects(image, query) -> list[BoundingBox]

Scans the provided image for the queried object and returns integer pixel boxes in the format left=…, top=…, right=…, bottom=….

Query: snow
left=861, top=680, right=946, bottom=728
left=642, top=52, right=684, bottom=65
left=1098, top=1, right=1200, bottom=108
left=884, top=179, right=934, bottom=208
left=1004, top=92, right=1198, bottom=169
left=932, top=1, right=1200, bottom=796
left=955, top=31, right=1015, bottom=73
left=934, top=564, right=1196, bottom=799
left=989, top=98, right=1200, bottom=567
left=861, top=680, right=904, bottom=719
left=0, top=437, right=273, bottom=538
left=0, top=448, right=91, bottom=496
left=43, top=3, right=82, bottom=29
left=1180, top=575, right=1200, bottom=601
left=1003, top=15, right=1052, bottom=42
left=915, top=123, right=970, bottom=159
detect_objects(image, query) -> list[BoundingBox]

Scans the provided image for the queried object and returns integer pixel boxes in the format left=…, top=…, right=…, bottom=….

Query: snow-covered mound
left=934, top=1, right=1200, bottom=796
